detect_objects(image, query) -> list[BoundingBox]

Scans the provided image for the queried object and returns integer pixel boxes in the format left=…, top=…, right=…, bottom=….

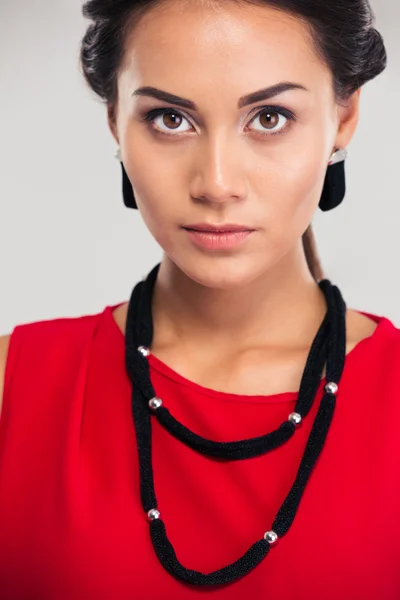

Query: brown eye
left=162, top=112, right=183, bottom=129
left=145, top=109, right=193, bottom=134
left=259, top=112, right=280, bottom=129
left=248, top=108, right=290, bottom=135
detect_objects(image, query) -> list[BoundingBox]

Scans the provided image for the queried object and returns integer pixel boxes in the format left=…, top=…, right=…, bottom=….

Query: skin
left=106, top=0, right=377, bottom=395
left=0, top=0, right=378, bottom=409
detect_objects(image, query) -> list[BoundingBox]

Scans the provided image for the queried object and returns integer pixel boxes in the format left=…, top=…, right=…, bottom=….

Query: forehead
left=120, top=0, right=330, bottom=101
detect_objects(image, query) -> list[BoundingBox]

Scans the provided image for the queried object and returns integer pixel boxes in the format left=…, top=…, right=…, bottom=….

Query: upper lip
left=183, top=223, right=256, bottom=233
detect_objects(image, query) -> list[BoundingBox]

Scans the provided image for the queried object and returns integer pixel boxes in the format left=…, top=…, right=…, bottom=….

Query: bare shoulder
left=0, top=334, right=11, bottom=417
left=346, top=308, right=379, bottom=350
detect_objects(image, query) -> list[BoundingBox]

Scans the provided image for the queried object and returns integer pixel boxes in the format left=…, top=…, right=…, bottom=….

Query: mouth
left=182, top=224, right=256, bottom=251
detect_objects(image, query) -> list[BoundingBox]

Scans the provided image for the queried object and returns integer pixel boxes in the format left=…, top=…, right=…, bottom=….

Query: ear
left=334, top=88, right=361, bottom=149
left=107, top=103, right=119, bottom=145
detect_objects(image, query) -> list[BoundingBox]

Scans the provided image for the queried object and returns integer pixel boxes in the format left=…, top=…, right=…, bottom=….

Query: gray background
left=0, top=0, right=399, bottom=334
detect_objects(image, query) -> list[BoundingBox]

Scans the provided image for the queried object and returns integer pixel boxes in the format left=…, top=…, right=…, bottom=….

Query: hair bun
left=368, top=28, right=387, bottom=68
left=358, top=28, right=387, bottom=87
left=80, top=20, right=112, bottom=100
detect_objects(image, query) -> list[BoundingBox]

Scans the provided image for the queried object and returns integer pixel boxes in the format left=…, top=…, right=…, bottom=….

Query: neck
left=151, top=242, right=328, bottom=353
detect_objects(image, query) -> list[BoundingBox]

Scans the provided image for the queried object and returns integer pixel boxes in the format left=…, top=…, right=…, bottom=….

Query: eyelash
left=141, top=105, right=297, bottom=138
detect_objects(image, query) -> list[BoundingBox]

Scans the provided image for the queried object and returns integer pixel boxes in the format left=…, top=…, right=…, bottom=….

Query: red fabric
left=1, top=304, right=400, bottom=599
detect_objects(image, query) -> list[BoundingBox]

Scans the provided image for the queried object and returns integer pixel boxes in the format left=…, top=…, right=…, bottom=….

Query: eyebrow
left=132, top=82, right=308, bottom=110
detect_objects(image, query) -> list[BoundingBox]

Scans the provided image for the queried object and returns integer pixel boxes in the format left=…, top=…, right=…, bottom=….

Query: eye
left=142, top=109, right=193, bottom=135
left=142, top=105, right=296, bottom=137
left=247, top=107, right=294, bottom=136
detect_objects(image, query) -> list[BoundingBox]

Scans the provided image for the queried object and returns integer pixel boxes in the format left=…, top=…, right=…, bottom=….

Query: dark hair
left=79, top=0, right=387, bottom=280
left=80, top=0, right=387, bottom=105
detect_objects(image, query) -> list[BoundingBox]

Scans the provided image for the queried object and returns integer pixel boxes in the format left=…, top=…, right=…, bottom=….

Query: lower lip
left=184, top=228, right=255, bottom=250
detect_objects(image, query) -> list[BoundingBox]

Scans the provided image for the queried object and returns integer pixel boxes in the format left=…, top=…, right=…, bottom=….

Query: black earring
left=319, top=149, right=347, bottom=212
left=115, top=148, right=138, bottom=210
left=121, top=162, right=138, bottom=209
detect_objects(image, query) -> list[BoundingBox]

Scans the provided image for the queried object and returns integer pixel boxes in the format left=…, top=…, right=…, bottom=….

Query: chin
left=170, top=252, right=271, bottom=291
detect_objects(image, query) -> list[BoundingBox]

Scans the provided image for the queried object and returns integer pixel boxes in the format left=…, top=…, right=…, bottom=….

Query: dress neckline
left=104, top=302, right=390, bottom=404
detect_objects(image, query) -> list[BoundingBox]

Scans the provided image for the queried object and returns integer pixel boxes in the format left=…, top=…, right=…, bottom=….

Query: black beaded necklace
left=124, top=263, right=347, bottom=587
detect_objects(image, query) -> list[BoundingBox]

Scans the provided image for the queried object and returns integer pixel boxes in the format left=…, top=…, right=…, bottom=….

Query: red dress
left=0, top=303, right=399, bottom=599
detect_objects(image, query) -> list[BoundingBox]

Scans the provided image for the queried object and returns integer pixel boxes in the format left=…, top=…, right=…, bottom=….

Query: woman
left=0, top=0, right=397, bottom=598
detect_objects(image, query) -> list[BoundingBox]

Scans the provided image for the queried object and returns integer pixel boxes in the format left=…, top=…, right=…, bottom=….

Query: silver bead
left=325, top=381, right=338, bottom=395
left=138, top=345, right=151, bottom=357
left=288, top=412, right=302, bottom=426
left=149, top=397, right=163, bottom=410
left=264, top=530, right=278, bottom=544
left=147, top=508, right=161, bottom=521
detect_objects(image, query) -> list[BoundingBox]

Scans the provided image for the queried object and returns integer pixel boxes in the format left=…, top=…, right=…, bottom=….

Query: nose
left=189, top=136, right=248, bottom=205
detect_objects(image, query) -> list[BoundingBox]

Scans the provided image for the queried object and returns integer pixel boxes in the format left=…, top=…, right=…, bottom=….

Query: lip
left=183, top=223, right=256, bottom=233
left=183, top=227, right=255, bottom=251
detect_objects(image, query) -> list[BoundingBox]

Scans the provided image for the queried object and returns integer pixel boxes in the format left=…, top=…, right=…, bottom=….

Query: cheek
left=124, top=157, right=184, bottom=256
left=251, top=107, right=334, bottom=236
left=254, top=148, right=327, bottom=239
left=123, top=138, right=177, bottom=225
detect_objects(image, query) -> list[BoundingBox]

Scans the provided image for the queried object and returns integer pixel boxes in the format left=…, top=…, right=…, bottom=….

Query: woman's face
left=110, top=0, right=359, bottom=289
